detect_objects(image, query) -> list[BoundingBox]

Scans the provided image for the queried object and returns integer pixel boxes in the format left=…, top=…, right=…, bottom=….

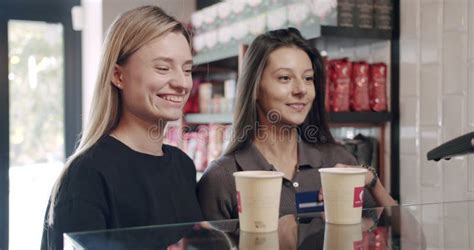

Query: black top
left=41, top=136, right=203, bottom=250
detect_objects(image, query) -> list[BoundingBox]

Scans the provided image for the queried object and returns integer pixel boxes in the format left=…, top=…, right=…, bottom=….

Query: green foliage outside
left=9, top=20, right=65, bottom=166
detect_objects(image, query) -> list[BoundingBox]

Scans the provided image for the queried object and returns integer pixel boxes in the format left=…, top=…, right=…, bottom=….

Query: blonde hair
left=47, top=5, right=190, bottom=225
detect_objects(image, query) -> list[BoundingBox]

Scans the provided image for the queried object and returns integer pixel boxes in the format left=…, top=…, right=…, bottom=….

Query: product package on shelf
left=323, top=57, right=332, bottom=112
left=325, top=57, right=388, bottom=113
left=207, top=124, right=226, bottom=164
left=191, top=0, right=337, bottom=55
left=369, top=63, right=388, bottom=112
left=224, top=79, right=236, bottom=113
left=183, top=80, right=201, bottom=114
left=198, top=82, right=213, bottom=113
left=354, top=0, right=374, bottom=28
left=337, top=0, right=356, bottom=27
left=222, top=125, right=233, bottom=152
left=164, top=125, right=181, bottom=147
left=183, top=124, right=233, bottom=172
left=329, top=58, right=352, bottom=112
left=351, top=61, right=370, bottom=111
left=183, top=125, right=209, bottom=172
left=374, top=0, right=393, bottom=30
left=194, top=78, right=236, bottom=115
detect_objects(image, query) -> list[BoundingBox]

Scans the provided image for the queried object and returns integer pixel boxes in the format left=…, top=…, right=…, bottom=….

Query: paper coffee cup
left=239, top=231, right=279, bottom=250
left=318, top=167, right=367, bottom=224
left=233, top=171, right=284, bottom=233
left=323, top=223, right=363, bottom=250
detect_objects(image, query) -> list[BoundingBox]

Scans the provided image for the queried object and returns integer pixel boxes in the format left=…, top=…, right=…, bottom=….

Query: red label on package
left=353, top=240, right=363, bottom=250
left=324, top=57, right=332, bottom=112
left=353, top=186, right=364, bottom=208
left=237, top=191, right=242, bottom=213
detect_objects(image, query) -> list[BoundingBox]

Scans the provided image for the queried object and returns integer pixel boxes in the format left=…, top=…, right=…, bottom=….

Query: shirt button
left=293, top=182, right=299, bottom=188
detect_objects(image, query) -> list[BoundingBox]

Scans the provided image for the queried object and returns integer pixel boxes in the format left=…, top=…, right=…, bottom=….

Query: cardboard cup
left=323, top=223, right=363, bottom=250
left=318, top=167, right=368, bottom=224
left=239, top=231, right=279, bottom=250
left=233, top=171, right=284, bottom=233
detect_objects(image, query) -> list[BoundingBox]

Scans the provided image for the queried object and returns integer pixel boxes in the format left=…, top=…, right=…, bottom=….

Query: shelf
left=320, top=26, right=392, bottom=40
left=185, top=112, right=391, bottom=125
left=185, top=113, right=233, bottom=124
left=193, top=45, right=240, bottom=66
left=328, top=112, right=391, bottom=124
left=193, top=26, right=390, bottom=66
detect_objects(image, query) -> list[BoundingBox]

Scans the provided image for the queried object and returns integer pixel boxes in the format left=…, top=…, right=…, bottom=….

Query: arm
left=42, top=158, right=110, bottom=250
left=320, top=145, right=397, bottom=207
left=334, top=163, right=397, bottom=207
left=197, top=160, right=237, bottom=220
left=365, top=174, right=397, bottom=207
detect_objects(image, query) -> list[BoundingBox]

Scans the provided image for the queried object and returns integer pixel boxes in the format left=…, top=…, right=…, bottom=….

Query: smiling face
left=257, top=46, right=316, bottom=126
left=113, top=31, right=193, bottom=123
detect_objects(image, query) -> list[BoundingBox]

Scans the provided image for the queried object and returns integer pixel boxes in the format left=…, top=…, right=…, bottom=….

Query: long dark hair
left=225, top=27, right=334, bottom=155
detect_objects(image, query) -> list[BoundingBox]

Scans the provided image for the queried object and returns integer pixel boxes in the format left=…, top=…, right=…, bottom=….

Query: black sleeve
left=41, top=156, right=110, bottom=250
left=42, top=200, right=107, bottom=250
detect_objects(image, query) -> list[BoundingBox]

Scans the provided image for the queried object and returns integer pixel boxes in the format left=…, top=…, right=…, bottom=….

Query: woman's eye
left=156, top=66, right=170, bottom=72
left=278, top=76, right=290, bottom=81
left=305, top=76, right=314, bottom=82
left=184, top=69, right=193, bottom=75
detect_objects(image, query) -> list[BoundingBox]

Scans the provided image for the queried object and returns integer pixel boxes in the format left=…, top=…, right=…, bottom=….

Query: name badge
left=295, top=191, right=324, bottom=213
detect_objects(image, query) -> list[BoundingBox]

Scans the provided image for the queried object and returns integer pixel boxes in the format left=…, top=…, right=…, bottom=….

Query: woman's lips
left=157, top=94, right=185, bottom=104
left=157, top=94, right=185, bottom=108
left=286, top=103, right=306, bottom=111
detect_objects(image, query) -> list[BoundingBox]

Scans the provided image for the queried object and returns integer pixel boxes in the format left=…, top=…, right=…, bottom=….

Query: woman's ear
left=111, top=64, right=124, bottom=89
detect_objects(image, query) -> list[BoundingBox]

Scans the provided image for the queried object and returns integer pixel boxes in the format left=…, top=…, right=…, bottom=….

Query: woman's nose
left=169, top=69, right=191, bottom=92
left=292, top=78, right=308, bottom=96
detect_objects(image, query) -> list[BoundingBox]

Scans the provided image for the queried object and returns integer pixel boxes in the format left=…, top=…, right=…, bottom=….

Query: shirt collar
left=297, top=139, right=323, bottom=169
left=235, top=140, right=323, bottom=170
left=235, top=143, right=274, bottom=171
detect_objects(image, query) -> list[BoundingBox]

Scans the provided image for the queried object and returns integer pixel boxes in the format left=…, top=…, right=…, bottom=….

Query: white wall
left=81, top=0, right=196, bottom=126
left=399, top=0, right=474, bottom=248
left=399, top=0, right=474, bottom=205
left=81, top=0, right=103, bottom=127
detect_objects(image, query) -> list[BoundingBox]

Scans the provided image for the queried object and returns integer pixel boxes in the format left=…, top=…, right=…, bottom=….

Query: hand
left=333, top=163, right=375, bottom=187
left=278, top=215, right=297, bottom=250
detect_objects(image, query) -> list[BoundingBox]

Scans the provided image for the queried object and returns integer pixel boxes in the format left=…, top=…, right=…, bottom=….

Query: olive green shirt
left=197, top=141, right=376, bottom=220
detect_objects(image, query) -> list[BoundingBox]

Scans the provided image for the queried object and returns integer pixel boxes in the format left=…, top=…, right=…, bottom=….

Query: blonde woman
left=197, top=28, right=397, bottom=220
left=41, top=6, right=202, bottom=250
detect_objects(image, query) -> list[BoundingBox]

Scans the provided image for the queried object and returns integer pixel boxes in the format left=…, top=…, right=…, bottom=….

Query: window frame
left=0, top=2, right=81, bottom=249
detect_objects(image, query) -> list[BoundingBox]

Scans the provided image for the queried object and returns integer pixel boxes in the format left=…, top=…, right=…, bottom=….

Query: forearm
left=368, top=180, right=398, bottom=207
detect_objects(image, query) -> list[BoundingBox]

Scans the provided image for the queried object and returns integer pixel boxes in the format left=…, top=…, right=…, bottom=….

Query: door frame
left=0, top=2, right=81, bottom=249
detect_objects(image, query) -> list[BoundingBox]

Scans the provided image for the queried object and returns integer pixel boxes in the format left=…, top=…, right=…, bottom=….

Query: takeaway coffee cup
left=233, top=171, right=284, bottom=233
left=318, top=167, right=368, bottom=224
left=323, top=223, right=363, bottom=250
